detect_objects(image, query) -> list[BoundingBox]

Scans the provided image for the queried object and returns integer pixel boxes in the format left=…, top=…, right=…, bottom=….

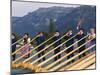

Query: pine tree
left=48, top=18, right=56, bottom=34
left=47, top=18, right=56, bottom=44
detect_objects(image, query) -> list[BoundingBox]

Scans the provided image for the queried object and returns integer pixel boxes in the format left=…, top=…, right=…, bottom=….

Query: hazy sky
left=12, top=1, right=80, bottom=17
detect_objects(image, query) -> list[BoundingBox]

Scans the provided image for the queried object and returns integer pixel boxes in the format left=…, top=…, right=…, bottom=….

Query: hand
left=37, top=34, right=40, bottom=37
left=65, top=33, right=68, bottom=35
left=23, top=36, right=26, bottom=39
left=54, top=34, right=56, bottom=36
left=74, top=43, right=77, bottom=47
left=77, top=32, right=80, bottom=35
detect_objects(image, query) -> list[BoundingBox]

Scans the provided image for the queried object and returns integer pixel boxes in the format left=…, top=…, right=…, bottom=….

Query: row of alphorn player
left=12, top=28, right=96, bottom=65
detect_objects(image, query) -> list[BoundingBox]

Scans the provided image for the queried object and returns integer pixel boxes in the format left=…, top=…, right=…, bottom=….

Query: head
left=90, top=28, right=95, bottom=34
left=38, top=32, right=44, bottom=37
left=11, top=33, right=16, bottom=39
left=68, top=29, right=72, bottom=35
left=78, top=28, right=84, bottom=34
left=24, top=33, right=29, bottom=38
left=54, top=31, right=60, bottom=36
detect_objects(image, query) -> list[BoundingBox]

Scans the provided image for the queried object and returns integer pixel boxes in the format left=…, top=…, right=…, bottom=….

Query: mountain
left=12, top=17, right=21, bottom=23
left=56, top=5, right=96, bottom=33
left=12, top=5, right=96, bottom=37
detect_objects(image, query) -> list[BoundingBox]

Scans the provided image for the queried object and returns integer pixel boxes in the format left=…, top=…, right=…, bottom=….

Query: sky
left=12, top=1, right=80, bottom=17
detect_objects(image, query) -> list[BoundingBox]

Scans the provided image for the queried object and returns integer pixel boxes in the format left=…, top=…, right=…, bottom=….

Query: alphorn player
left=75, top=28, right=86, bottom=59
left=12, top=33, right=17, bottom=61
left=53, top=31, right=61, bottom=61
left=87, top=28, right=96, bottom=53
left=64, top=29, right=74, bottom=63
left=36, top=32, right=46, bottom=63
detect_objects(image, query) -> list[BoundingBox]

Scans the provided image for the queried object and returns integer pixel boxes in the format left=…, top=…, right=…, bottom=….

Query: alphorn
left=12, top=35, right=38, bottom=55
left=77, top=56, right=96, bottom=70
left=30, top=33, right=80, bottom=65
left=42, top=37, right=95, bottom=69
left=74, top=57, right=95, bottom=70
left=59, top=51, right=95, bottom=71
left=49, top=44, right=96, bottom=71
left=66, top=52, right=95, bottom=70
left=12, top=34, right=55, bottom=64
left=23, top=32, right=69, bottom=63
left=85, top=63, right=95, bottom=69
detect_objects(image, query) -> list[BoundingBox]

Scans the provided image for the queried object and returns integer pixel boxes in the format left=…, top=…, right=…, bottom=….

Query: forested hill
left=12, top=5, right=96, bottom=37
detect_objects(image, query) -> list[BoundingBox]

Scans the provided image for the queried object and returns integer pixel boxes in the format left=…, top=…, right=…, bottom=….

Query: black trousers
left=12, top=45, right=16, bottom=61
left=78, top=45, right=86, bottom=59
left=12, top=50, right=15, bottom=61
left=54, top=47, right=61, bottom=61
left=65, top=46, right=74, bottom=63
left=38, top=47, right=45, bottom=62
left=38, top=51, right=45, bottom=61
left=66, top=47, right=74, bottom=58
